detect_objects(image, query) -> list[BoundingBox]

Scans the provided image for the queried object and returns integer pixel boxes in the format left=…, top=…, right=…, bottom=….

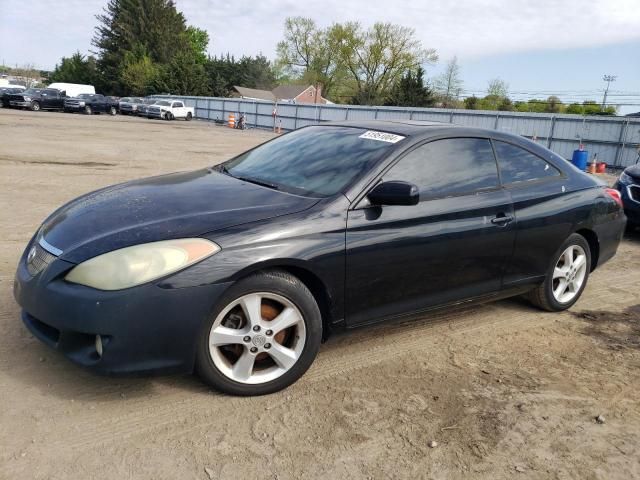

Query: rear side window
left=493, top=141, right=560, bottom=184
left=386, top=138, right=499, bottom=199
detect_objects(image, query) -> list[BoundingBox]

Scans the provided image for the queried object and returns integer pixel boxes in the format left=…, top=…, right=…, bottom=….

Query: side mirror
left=367, top=181, right=419, bottom=206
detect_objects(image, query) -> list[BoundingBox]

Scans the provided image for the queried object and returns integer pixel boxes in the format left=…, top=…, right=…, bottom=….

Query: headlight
left=132, top=105, right=138, bottom=110
left=24, top=96, right=31, bottom=101
left=65, top=238, right=220, bottom=290
left=79, top=101, right=86, bottom=106
left=619, top=171, right=633, bottom=185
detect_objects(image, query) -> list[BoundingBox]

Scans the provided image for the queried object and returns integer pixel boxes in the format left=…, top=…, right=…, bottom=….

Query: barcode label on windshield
left=359, top=131, right=405, bottom=143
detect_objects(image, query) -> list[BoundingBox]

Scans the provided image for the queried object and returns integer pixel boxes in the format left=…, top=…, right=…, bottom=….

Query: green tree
left=338, top=22, right=437, bottom=105
left=544, top=95, right=563, bottom=113
left=464, top=95, right=478, bottom=110
left=49, top=52, right=98, bottom=85
left=385, top=67, right=434, bottom=107
left=154, top=51, right=208, bottom=95
left=486, top=78, right=508, bottom=98
left=186, top=26, right=209, bottom=64
left=120, top=49, right=159, bottom=95
left=434, top=56, right=462, bottom=108
left=276, top=17, right=348, bottom=100
left=92, top=0, right=191, bottom=94
left=276, top=18, right=436, bottom=104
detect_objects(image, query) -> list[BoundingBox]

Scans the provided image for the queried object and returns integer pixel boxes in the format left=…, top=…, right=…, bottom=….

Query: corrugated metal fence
left=154, top=95, right=640, bottom=168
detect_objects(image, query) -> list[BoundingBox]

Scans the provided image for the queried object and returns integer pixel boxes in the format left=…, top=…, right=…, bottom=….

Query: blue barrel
left=571, top=150, right=588, bottom=171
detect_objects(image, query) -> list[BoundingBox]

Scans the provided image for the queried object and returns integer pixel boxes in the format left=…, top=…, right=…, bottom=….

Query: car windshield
left=22, top=89, right=41, bottom=95
left=120, top=97, right=131, bottom=102
left=223, top=126, right=404, bottom=197
left=155, top=101, right=171, bottom=106
left=132, top=98, right=144, bottom=103
left=77, top=94, right=94, bottom=99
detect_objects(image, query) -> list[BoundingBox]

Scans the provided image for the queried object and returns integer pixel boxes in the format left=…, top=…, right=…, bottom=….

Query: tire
left=196, top=270, right=322, bottom=396
left=164, top=111, right=173, bottom=121
left=30, top=101, right=40, bottom=112
left=109, top=106, right=117, bottom=116
left=186, top=112, right=193, bottom=121
left=526, top=233, right=591, bottom=312
left=84, top=105, right=92, bottom=115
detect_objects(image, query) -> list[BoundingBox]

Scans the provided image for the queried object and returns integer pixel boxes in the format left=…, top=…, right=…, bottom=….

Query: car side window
left=493, top=141, right=561, bottom=184
left=174, top=102, right=183, bottom=108
left=385, top=138, right=499, bottom=199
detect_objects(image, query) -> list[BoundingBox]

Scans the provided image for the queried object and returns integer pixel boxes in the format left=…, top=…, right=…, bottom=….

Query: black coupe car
left=13, top=121, right=626, bottom=395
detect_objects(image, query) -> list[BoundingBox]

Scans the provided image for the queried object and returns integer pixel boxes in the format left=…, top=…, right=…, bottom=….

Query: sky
left=1, top=0, right=639, bottom=113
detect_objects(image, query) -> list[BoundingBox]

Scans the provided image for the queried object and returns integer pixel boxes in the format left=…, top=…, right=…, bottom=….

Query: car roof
left=327, top=119, right=455, bottom=136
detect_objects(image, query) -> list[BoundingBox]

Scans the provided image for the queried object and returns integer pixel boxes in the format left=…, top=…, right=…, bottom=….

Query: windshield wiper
left=213, top=165, right=279, bottom=190
left=234, top=175, right=280, bottom=190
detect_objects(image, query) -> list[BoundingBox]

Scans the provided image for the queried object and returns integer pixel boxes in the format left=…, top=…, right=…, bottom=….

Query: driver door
left=345, top=137, right=516, bottom=326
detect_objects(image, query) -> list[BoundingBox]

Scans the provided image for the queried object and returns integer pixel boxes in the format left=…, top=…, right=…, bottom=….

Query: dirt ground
left=0, top=108, right=639, bottom=480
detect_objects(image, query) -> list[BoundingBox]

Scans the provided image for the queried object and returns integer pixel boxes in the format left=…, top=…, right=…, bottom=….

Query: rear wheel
left=186, top=112, right=193, bottom=121
left=30, top=101, right=40, bottom=112
left=196, top=270, right=322, bottom=396
left=527, top=233, right=591, bottom=311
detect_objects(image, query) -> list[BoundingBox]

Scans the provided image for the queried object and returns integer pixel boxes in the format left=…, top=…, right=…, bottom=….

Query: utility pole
left=601, top=75, right=617, bottom=110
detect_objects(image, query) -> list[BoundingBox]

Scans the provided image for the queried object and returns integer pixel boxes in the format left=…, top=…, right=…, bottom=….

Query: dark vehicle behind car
left=136, top=98, right=158, bottom=116
left=0, top=87, right=25, bottom=107
left=64, top=94, right=118, bottom=115
left=8, top=88, right=66, bottom=111
left=615, top=163, right=640, bottom=227
left=119, top=97, right=144, bottom=115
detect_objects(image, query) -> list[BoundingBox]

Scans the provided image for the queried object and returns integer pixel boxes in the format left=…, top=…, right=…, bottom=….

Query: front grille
left=629, top=185, right=640, bottom=203
left=26, top=242, right=57, bottom=276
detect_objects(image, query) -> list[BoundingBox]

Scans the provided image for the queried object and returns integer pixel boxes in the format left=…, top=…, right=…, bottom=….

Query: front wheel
left=164, top=111, right=173, bottom=121
left=84, top=105, right=92, bottom=115
left=196, top=270, right=322, bottom=396
left=526, top=233, right=591, bottom=311
left=30, top=101, right=40, bottom=112
left=109, top=106, right=117, bottom=116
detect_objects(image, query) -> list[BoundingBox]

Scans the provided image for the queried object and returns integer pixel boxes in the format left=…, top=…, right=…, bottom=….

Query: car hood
left=625, top=164, right=640, bottom=181
left=40, top=169, right=319, bottom=263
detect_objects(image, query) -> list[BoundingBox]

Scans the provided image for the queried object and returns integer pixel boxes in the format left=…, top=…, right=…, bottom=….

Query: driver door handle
left=491, top=214, right=514, bottom=226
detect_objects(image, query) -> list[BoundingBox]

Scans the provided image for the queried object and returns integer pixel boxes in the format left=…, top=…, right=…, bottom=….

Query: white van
left=47, top=83, right=95, bottom=97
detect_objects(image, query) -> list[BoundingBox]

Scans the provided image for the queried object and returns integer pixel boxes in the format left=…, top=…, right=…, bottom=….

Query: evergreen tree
left=385, top=67, right=434, bottom=107
left=49, top=52, right=98, bottom=85
left=92, top=0, right=191, bottom=94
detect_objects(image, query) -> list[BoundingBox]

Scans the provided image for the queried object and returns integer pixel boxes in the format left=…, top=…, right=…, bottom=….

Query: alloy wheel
left=552, top=245, right=587, bottom=304
left=208, top=292, right=306, bottom=384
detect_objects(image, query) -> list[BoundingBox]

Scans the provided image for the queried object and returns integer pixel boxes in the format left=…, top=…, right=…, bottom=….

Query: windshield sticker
left=359, top=131, right=405, bottom=143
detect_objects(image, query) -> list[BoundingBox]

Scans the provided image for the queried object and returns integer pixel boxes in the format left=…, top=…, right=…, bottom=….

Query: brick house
left=233, top=84, right=329, bottom=104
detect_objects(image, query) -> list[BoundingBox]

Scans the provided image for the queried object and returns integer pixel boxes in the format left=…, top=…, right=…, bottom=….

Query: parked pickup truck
left=8, top=88, right=66, bottom=111
left=146, top=99, right=194, bottom=121
left=64, top=94, right=119, bottom=115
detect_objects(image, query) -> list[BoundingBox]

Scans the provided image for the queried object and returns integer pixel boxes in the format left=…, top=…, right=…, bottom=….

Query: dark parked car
left=614, top=163, right=640, bottom=227
left=119, top=97, right=144, bottom=115
left=136, top=97, right=159, bottom=116
left=64, top=93, right=118, bottom=115
left=0, top=87, right=25, bottom=107
left=8, top=88, right=66, bottom=111
left=13, top=121, right=626, bottom=396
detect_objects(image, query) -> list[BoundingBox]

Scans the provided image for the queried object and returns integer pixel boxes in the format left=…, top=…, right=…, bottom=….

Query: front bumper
left=64, top=104, right=84, bottom=111
left=10, top=101, right=30, bottom=107
left=13, top=240, right=232, bottom=376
